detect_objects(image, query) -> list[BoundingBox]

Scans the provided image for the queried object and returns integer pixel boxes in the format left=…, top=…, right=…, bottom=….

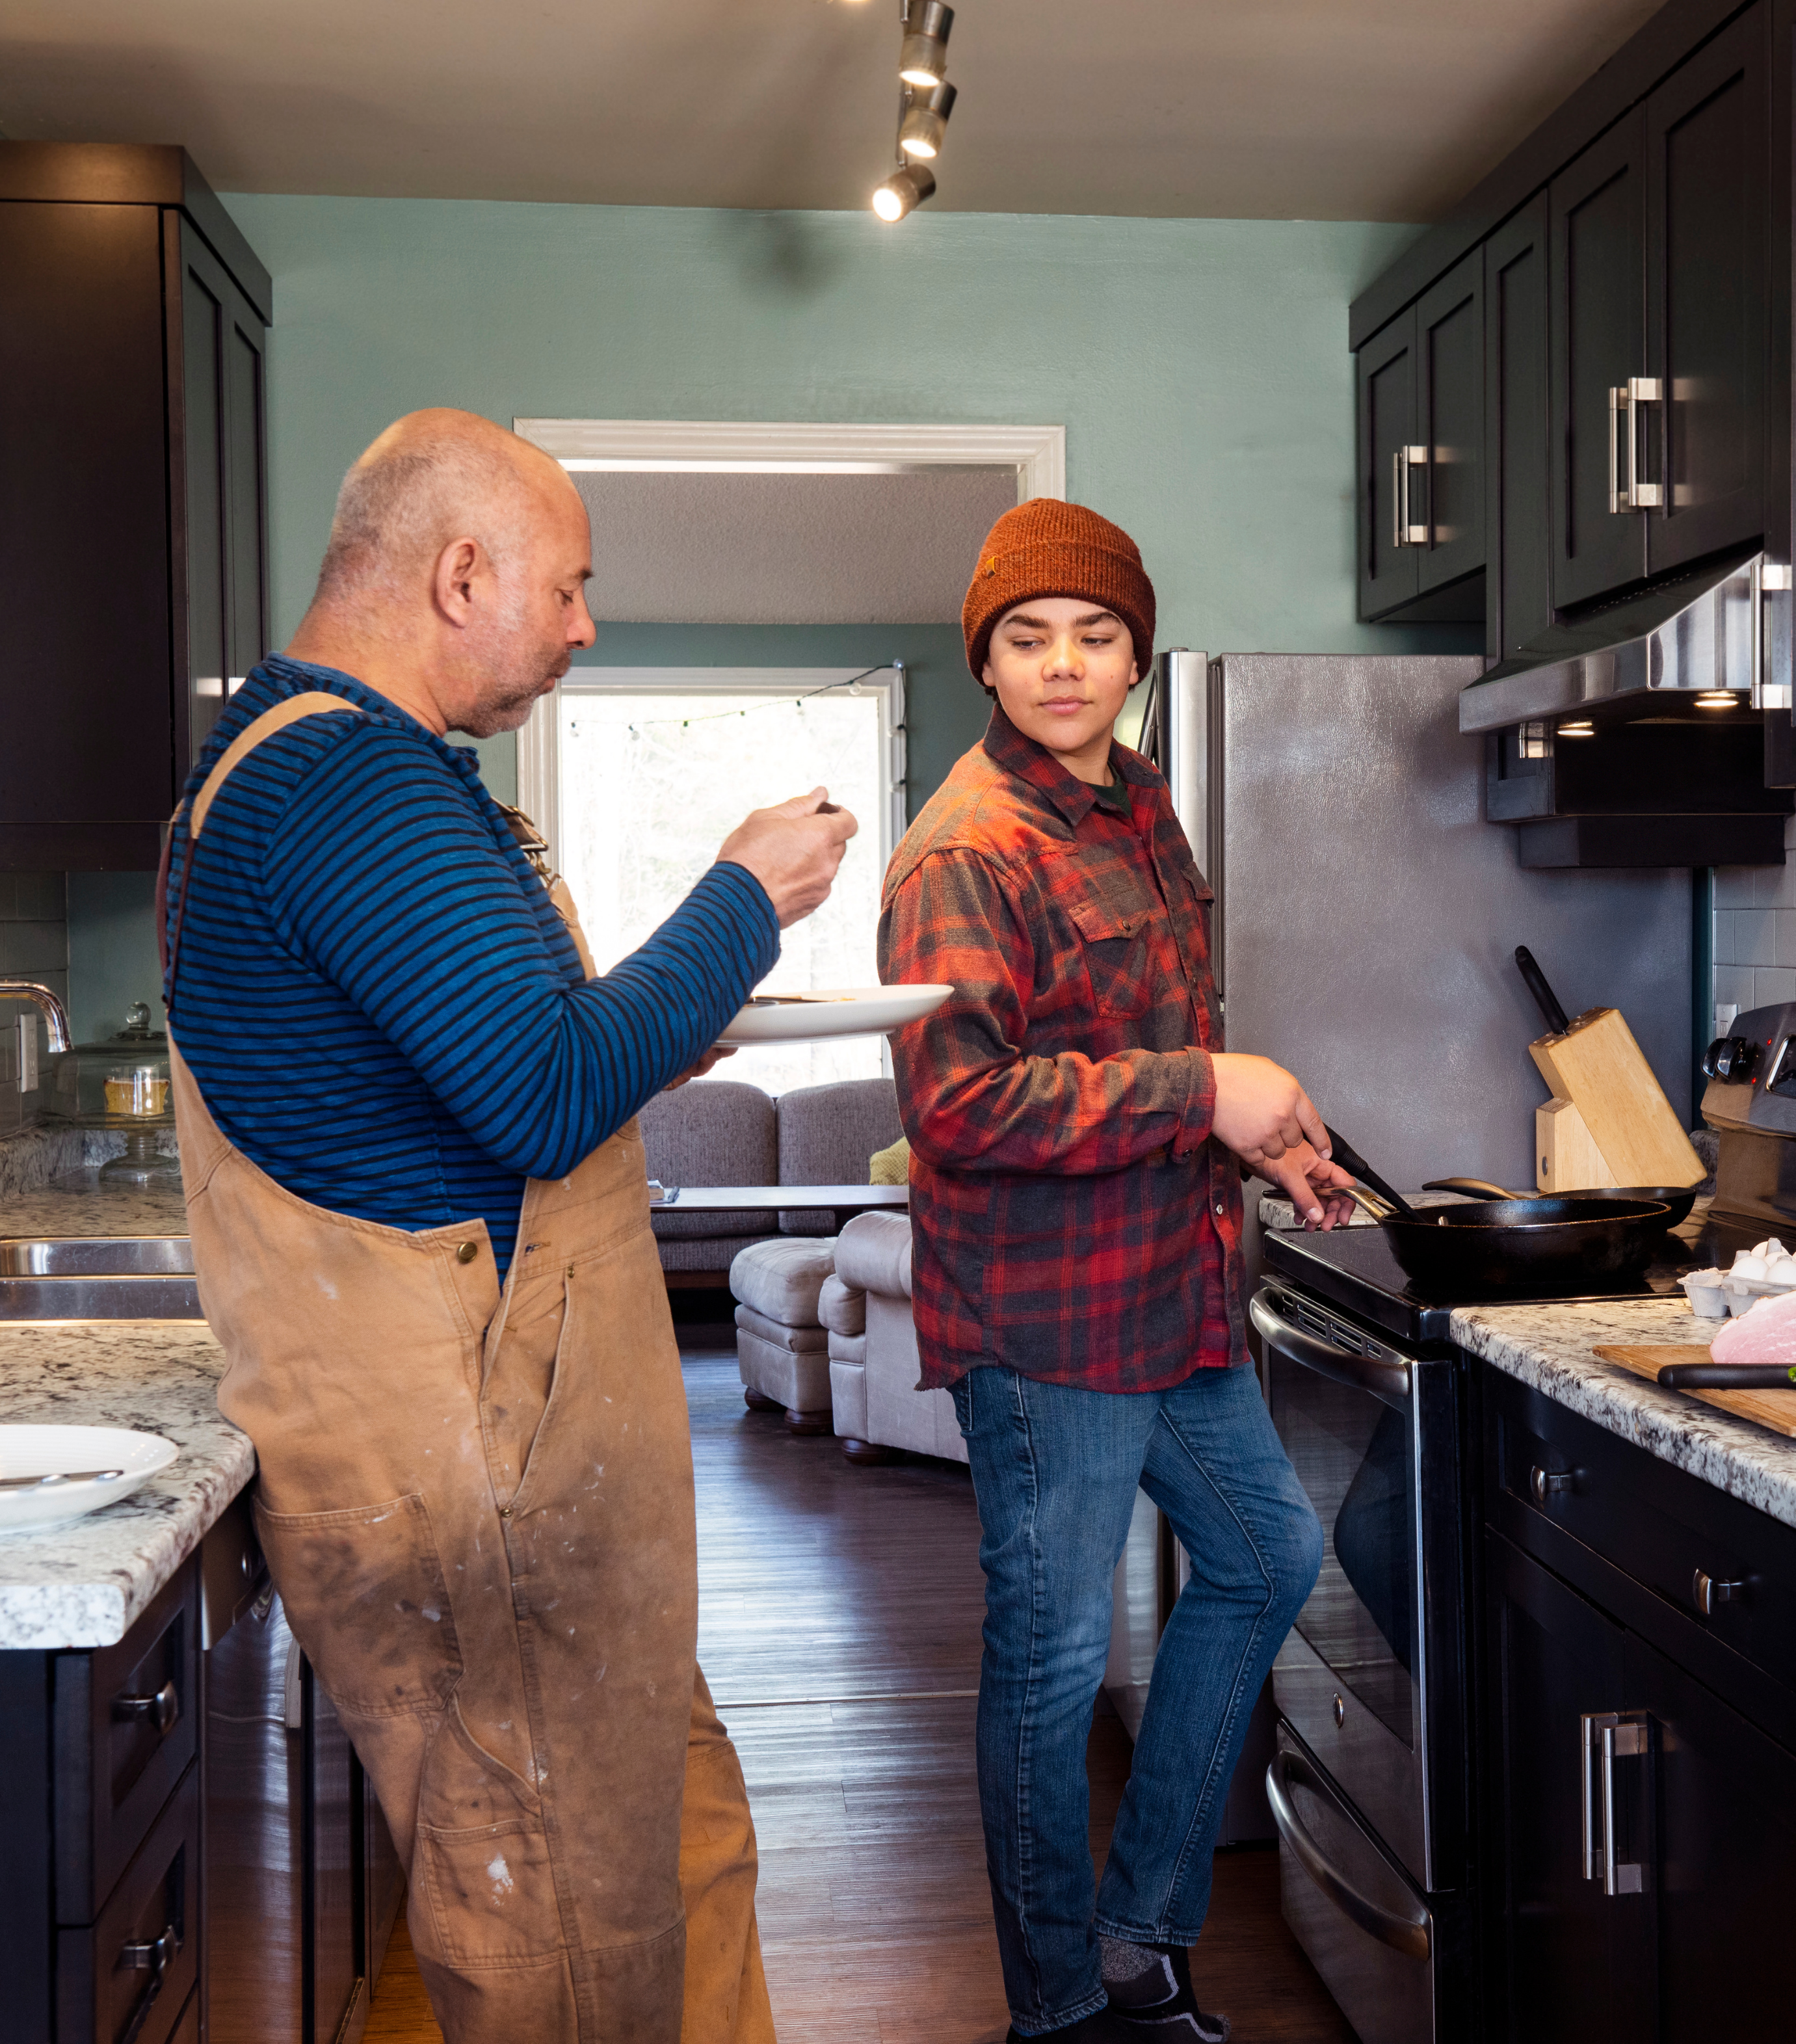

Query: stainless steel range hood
left=1459, top=548, right=1788, bottom=734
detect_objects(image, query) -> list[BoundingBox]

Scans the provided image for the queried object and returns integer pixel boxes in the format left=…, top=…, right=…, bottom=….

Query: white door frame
left=512, top=418, right=1066, bottom=852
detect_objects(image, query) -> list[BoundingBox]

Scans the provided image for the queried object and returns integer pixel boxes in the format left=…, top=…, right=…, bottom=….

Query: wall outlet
left=17, top=1015, right=38, bottom=1093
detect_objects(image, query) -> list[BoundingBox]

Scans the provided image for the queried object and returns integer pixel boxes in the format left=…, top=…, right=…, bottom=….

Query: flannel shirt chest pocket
left=1068, top=885, right=1159, bottom=1018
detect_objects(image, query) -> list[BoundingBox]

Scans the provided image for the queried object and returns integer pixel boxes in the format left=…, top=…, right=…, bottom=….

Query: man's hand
left=665, top=1046, right=735, bottom=1091
left=1211, top=1053, right=1328, bottom=1167
left=717, top=789, right=858, bottom=929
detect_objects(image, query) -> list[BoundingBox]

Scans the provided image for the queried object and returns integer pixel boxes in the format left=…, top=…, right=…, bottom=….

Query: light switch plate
left=17, top=1015, right=37, bottom=1093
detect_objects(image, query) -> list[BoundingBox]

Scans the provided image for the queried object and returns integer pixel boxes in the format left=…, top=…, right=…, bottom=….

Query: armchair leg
left=743, top=1387, right=784, bottom=1413
left=840, top=1437, right=900, bottom=1465
left=784, top=1407, right=834, bottom=1437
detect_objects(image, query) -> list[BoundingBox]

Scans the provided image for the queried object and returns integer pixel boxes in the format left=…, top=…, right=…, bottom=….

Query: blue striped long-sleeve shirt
left=165, top=655, right=780, bottom=1277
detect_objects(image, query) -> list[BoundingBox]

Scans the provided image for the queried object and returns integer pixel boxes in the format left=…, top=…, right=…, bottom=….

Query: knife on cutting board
left=1514, top=946, right=1704, bottom=1194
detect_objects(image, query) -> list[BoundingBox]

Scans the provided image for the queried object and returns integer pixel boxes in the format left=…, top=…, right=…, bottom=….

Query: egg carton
left=1682, top=1240, right=1796, bottom=1318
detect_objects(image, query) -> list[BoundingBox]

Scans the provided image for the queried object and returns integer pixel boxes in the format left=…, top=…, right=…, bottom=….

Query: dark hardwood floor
left=363, top=1340, right=1354, bottom=2043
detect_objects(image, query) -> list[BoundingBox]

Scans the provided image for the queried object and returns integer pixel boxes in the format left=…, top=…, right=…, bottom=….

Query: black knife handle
left=1658, top=1362, right=1796, bottom=1390
left=1514, top=946, right=1572, bottom=1035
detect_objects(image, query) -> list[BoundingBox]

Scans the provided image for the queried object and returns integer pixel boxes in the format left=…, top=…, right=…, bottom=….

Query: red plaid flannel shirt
left=878, top=707, right=1247, bottom=1393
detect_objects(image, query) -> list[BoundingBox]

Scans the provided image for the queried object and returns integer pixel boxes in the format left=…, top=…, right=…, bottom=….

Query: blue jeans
left=951, top=1361, right=1323, bottom=2036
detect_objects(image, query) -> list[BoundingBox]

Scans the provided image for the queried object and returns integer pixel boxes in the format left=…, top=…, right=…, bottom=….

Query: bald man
left=159, top=411, right=853, bottom=2042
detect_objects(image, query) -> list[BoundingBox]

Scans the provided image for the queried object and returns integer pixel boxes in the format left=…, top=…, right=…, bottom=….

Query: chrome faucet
left=0, top=981, right=72, bottom=1054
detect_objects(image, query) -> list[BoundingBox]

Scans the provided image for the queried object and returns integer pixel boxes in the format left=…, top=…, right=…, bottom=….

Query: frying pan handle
left=1514, top=946, right=1572, bottom=1035
left=1422, top=1177, right=1531, bottom=1201
left=1321, top=1127, right=1417, bottom=1219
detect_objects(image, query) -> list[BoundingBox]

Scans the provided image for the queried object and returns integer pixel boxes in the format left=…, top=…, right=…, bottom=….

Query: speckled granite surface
left=1451, top=1297, right=1796, bottom=1533
left=0, top=1123, right=181, bottom=1215
left=0, top=1322, right=248, bottom=1649
left=0, top=1167, right=188, bottom=1240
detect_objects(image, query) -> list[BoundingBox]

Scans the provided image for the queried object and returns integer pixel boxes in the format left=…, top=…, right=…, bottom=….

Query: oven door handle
left=1265, top=1747, right=1432, bottom=1961
left=1250, top=1290, right=1412, bottom=1404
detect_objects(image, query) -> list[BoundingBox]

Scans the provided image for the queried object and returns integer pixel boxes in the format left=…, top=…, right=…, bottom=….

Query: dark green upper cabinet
left=0, top=145, right=272, bottom=870
left=1485, top=196, right=1553, bottom=663
left=1356, top=248, right=1485, bottom=623
left=1353, top=0, right=1781, bottom=642
left=1550, top=112, right=1650, bottom=609
left=1646, top=3, right=1767, bottom=576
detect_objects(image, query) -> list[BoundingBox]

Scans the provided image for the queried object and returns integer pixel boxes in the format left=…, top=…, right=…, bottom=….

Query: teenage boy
left=878, top=500, right=1351, bottom=2043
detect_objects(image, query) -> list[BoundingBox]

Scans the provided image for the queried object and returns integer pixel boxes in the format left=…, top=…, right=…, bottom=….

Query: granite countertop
left=1451, top=1297, right=1796, bottom=1533
left=0, top=1168, right=189, bottom=1240
left=0, top=1322, right=250, bottom=1650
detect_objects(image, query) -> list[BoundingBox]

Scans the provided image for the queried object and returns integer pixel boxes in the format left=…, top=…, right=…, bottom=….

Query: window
left=555, top=668, right=905, bottom=1093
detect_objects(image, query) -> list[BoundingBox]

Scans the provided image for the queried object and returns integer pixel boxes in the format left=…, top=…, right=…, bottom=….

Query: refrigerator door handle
left=1265, top=1747, right=1432, bottom=1961
left=1250, top=1290, right=1412, bottom=1405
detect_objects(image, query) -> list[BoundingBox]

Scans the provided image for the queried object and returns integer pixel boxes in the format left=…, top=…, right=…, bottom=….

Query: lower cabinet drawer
left=57, top=1760, right=200, bottom=2044
left=55, top=1560, right=200, bottom=1922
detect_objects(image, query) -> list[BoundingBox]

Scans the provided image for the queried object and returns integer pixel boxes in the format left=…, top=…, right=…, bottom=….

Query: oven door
left=1252, top=1284, right=1466, bottom=1893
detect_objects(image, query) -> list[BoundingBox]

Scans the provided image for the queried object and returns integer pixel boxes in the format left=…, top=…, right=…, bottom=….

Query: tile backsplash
left=0, top=873, right=70, bottom=1136
left=1714, top=812, right=1796, bottom=1022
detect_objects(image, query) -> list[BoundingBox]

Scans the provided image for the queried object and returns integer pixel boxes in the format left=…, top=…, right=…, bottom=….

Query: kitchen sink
left=0, top=1237, right=202, bottom=1318
left=0, top=1236, right=194, bottom=1275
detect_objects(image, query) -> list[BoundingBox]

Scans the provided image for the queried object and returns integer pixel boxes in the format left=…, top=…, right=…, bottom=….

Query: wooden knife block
left=1529, top=1007, right=1705, bottom=1191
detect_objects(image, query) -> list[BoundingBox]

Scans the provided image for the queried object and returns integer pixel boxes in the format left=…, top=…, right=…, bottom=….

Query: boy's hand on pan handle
left=1210, top=1054, right=1339, bottom=1226
left=717, top=788, right=858, bottom=929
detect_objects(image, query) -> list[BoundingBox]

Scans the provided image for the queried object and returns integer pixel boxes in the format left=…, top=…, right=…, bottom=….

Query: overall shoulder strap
left=159, top=693, right=365, bottom=996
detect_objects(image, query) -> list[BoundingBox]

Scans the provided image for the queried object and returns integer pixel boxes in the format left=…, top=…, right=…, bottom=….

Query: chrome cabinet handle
left=1581, top=1711, right=1646, bottom=1894
left=118, top=1921, right=182, bottom=2044
left=1692, top=1569, right=1745, bottom=1617
left=1265, top=1749, right=1431, bottom=1959
left=1609, top=378, right=1663, bottom=512
left=1529, top=1465, right=1574, bottom=1506
left=112, top=1679, right=179, bottom=1734
left=1392, top=445, right=1428, bottom=548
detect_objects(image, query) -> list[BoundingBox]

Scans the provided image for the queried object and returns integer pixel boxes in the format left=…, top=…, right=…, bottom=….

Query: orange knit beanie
left=961, top=499, right=1156, bottom=684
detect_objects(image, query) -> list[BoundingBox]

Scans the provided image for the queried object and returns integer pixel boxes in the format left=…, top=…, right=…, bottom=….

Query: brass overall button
left=456, top=1241, right=478, bottom=1264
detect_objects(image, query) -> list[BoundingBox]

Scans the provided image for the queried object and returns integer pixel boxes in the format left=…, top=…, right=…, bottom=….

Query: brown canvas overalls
left=163, top=693, right=776, bottom=2042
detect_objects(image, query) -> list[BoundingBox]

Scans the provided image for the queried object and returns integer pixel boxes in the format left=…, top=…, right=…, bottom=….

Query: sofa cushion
left=640, top=1080, right=777, bottom=1238
left=776, top=1078, right=903, bottom=1233
left=826, top=1331, right=867, bottom=1367
left=734, top=1302, right=830, bottom=1355
left=728, top=1236, right=838, bottom=1323
left=869, top=1135, right=911, bottom=1186
left=817, top=1272, right=865, bottom=1337
left=830, top=1355, right=869, bottom=1438
left=833, top=1211, right=912, bottom=1300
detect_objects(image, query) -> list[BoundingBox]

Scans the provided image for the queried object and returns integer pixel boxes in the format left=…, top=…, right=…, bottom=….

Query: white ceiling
left=2, top=0, right=1667, bottom=220
left=574, top=468, right=1019, bottom=622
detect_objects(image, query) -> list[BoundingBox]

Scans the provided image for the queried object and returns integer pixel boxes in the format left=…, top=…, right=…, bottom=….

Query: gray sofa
left=638, top=1076, right=904, bottom=1277
left=825, top=1211, right=966, bottom=1466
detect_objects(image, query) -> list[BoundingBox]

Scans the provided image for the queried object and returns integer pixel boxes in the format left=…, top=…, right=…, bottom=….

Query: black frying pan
left=1424, top=1176, right=1700, bottom=1229
left=1325, top=1129, right=1674, bottom=1294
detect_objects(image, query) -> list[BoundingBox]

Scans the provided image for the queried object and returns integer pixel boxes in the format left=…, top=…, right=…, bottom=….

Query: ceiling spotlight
left=899, top=81, right=957, bottom=159
left=873, top=162, right=936, bottom=222
left=1695, top=691, right=1741, bottom=709
left=899, top=0, right=953, bottom=87
left=1556, top=719, right=1596, bottom=737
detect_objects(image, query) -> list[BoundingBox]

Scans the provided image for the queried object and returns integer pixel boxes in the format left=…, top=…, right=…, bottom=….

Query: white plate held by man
left=719, top=984, right=952, bottom=1045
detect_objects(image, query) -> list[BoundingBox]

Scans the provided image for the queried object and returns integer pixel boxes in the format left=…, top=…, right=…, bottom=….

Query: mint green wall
left=217, top=195, right=1468, bottom=806
left=68, top=873, right=162, bottom=1044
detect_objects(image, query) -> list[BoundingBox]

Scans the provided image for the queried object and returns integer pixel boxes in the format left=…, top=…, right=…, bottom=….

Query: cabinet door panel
left=224, top=316, right=269, bottom=686
left=0, top=203, right=173, bottom=827
left=1486, top=197, right=1552, bottom=663
left=1483, top=1532, right=1630, bottom=2044
left=1627, top=1629, right=1796, bottom=2037
left=1647, top=2, right=1767, bottom=574
left=1357, top=310, right=1420, bottom=618
left=1552, top=112, right=1649, bottom=607
left=1417, top=248, right=1484, bottom=593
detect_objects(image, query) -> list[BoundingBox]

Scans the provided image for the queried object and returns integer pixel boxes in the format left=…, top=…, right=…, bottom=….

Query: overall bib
left=164, top=694, right=775, bottom=2043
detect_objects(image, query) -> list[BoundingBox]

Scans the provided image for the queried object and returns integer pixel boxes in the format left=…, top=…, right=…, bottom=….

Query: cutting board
left=1593, top=1344, right=1796, bottom=1437
left=1529, top=1007, right=1705, bottom=1191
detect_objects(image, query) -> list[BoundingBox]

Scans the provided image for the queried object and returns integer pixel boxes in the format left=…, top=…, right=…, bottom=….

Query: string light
left=570, top=665, right=893, bottom=738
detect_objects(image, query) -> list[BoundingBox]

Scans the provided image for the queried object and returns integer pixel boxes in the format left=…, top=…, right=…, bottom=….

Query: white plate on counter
left=0, top=1425, right=180, bottom=1532
left=719, top=985, right=953, bottom=1044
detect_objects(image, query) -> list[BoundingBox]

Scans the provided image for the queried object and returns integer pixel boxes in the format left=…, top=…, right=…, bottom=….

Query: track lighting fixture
left=899, top=1, right=954, bottom=88
left=873, top=162, right=936, bottom=222
left=899, top=80, right=957, bottom=159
